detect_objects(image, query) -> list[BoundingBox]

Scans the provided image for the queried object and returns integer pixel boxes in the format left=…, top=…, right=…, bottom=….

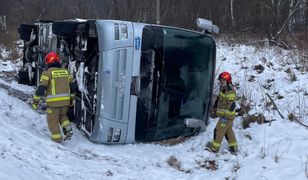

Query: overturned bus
left=18, top=18, right=218, bottom=144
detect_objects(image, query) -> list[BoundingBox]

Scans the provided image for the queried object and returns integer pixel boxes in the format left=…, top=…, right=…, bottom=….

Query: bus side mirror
left=184, top=118, right=206, bottom=131
left=196, top=18, right=219, bottom=34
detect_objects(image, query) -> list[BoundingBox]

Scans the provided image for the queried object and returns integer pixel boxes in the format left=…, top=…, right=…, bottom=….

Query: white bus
left=18, top=18, right=218, bottom=143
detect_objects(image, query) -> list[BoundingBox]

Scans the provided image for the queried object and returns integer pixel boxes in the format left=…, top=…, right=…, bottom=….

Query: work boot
left=63, top=124, right=73, bottom=141
left=205, top=141, right=219, bottom=153
left=228, top=146, right=238, bottom=155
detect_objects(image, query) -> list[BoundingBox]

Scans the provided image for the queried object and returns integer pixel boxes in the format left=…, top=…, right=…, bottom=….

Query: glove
left=32, top=101, right=38, bottom=110
left=70, top=99, right=75, bottom=107
left=70, top=94, right=75, bottom=107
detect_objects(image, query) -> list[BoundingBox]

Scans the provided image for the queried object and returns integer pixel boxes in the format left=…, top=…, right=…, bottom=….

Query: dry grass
left=242, top=114, right=266, bottom=129
left=167, top=156, right=191, bottom=173
left=237, top=95, right=251, bottom=117
left=0, top=41, right=23, bottom=61
left=154, top=136, right=189, bottom=146
left=274, top=154, right=279, bottom=163
left=288, top=113, right=297, bottom=122
left=105, top=170, right=113, bottom=176
left=244, top=133, right=252, bottom=140
left=232, top=161, right=241, bottom=173
left=305, top=157, right=308, bottom=179
left=297, top=49, right=308, bottom=72
left=196, top=159, right=218, bottom=171
left=167, top=156, right=181, bottom=170
left=253, top=64, right=265, bottom=74
left=285, top=68, right=297, bottom=82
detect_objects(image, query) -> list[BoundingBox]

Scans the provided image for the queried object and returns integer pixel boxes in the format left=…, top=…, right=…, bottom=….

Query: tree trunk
left=156, top=0, right=160, bottom=24
left=230, top=0, right=235, bottom=28
left=19, top=0, right=25, bottom=23
left=305, top=1, right=308, bottom=39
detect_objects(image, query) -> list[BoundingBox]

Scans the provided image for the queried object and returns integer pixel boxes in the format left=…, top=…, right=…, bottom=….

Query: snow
left=0, top=47, right=9, bottom=60
left=0, top=43, right=307, bottom=180
left=76, top=62, right=87, bottom=93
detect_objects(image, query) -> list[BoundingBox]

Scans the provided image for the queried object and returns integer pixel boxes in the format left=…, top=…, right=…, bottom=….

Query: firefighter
left=206, top=71, right=238, bottom=154
left=32, top=52, right=74, bottom=143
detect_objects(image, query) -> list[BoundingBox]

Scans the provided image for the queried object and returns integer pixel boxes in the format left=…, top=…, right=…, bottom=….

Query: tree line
left=0, top=0, right=307, bottom=47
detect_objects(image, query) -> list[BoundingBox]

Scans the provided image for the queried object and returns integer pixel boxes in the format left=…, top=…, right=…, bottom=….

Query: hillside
left=0, top=43, right=307, bottom=180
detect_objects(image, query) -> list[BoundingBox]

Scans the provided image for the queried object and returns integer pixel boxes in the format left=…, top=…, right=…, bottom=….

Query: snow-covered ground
left=0, top=45, right=9, bottom=60
left=0, top=44, right=307, bottom=180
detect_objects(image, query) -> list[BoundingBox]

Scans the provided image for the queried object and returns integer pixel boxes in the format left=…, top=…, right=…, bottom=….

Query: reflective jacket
left=33, top=67, right=73, bottom=107
left=216, top=84, right=236, bottom=120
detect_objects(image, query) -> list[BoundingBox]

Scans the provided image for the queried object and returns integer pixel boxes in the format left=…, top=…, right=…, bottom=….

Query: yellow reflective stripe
left=217, top=109, right=236, bottom=116
left=47, top=93, right=70, bottom=99
left=46, top=96, right=70, bottom=102
left=33, top=95, right=41, bottom=100
left=40, top=75, right=49, bottom=82
left=226, top=111, right=236, bottom=116
left=68, top=74, right=73, bottom=82
left=61, top=120, right=70, bottom=128
left=229, top=142, right=237, bottom=147
left=51, top=79, right=56, bottom=95
left=217, top=110, right=224, bottom=115
left=51, top=70, right=69, bottom=78
left=219, top=92, right=236, bottom=101
left=212, top=142, right=221, bottom=148
left=227, top=94, right=236, bottom=101
left=219, top=92, right=227, bottom=98
left=51, top=133, right=61, bottom=139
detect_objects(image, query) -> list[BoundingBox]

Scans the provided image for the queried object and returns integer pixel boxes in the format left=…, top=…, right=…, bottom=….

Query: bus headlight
left=113, top=128, right=121, bottom=142
left=120, top=24, right=128, bottom=40
left=114, top=24, right=119, bottom=40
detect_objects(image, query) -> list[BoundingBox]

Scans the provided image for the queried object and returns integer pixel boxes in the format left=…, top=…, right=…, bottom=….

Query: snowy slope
left=0, top=44, right=307, bottom=180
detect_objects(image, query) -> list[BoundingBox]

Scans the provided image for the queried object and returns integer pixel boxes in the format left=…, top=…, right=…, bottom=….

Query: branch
left=245, top=39, right=291, bottom=49
left=36, top=8, right=46, bottom=21
left=294, top=118, right=308, bottom=128
left=265, top=93, right=285, bottom=119
left=245, top=39, right=277, bottom=45
left=36, top=0, right=50, bottom=21
left=161, top=7, right=170, bottom=22
left=305, top=157, right=308, bottom=178
left=257, top=0, right=272, bottom=9
left=90, top=0, right=98, bottom=19
left=272, top=0, right=302, bottom=41
left=265, top=92, right=308, bottom=128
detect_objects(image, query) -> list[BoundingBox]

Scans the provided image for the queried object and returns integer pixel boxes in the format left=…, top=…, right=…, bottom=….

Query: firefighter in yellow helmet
left=32, top=52, right=74, bottom=143
left=206, top=71, right=238, bottom=154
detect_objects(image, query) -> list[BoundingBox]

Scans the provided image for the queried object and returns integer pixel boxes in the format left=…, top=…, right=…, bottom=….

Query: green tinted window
left=136, top=26, right=215, bottom=141
left=154, top=28, right=215, bottom=139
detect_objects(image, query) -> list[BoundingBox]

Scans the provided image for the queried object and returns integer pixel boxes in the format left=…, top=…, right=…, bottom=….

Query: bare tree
left=230, top=0, right=235, bottom=27
left=1, top=0, right=308, bottom=46
left=306, top=0, right=308, bottom=37
left=271, top=0, right=302, bottom=41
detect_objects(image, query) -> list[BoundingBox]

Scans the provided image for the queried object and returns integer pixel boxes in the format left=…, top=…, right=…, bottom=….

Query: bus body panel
left=90, top=20, right=135, bottom=143
left=17, top=19, right=217, bottom=144
left=125, top=23, right=145, bottom=143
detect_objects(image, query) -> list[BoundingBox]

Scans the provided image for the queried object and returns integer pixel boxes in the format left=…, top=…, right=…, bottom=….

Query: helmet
left=45, top=52, right=60, bottom=65
left=219, top=71, right=232, bottom=83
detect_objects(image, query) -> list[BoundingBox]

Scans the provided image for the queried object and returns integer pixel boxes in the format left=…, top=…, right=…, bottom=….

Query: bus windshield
left=136, top=26, right=215, bottom=141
